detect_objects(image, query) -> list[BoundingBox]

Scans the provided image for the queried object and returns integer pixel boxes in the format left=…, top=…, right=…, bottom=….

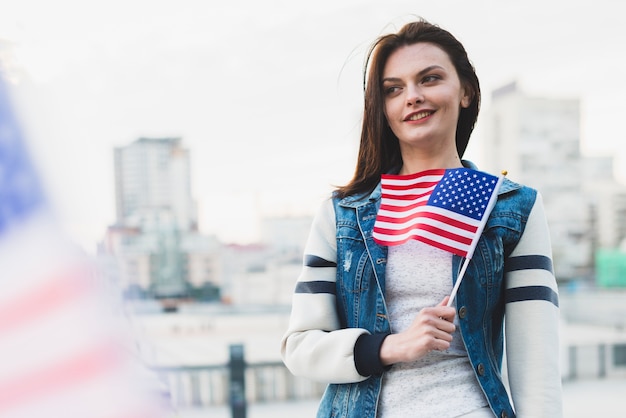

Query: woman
left=281, top=19, right=562, bottom=417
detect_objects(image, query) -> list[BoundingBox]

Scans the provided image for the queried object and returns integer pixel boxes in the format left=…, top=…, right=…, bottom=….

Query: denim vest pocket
left=335, top=235, right=372, bottom=294
left=317, top=380, right=381, bottom=418
left=335, top=225, right=389, bottom=331
left=335, top=222, right=374, bottom=327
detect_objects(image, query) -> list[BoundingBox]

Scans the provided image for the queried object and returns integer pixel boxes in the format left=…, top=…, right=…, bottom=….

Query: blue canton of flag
left=0, top=78, right=45, bottom=234
left=429, top=169, right=499, bottom=221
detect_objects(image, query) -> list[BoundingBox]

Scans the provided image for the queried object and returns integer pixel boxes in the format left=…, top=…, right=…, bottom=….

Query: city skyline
left=1, top=0, right=625, bottom=252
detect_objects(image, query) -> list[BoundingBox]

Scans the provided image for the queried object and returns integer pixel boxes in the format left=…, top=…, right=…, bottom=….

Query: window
left=614, top=344, right=626, bottom=366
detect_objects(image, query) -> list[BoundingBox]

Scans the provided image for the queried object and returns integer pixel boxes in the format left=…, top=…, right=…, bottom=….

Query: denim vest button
left=477, top=363, right=485, bottom=376
left=500, top=411, right=508, bottom=418
left=458, top=306, right=467, bottom=319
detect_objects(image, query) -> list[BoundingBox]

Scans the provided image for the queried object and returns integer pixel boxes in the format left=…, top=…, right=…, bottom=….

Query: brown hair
left=335, top=18, right=481, bottom=198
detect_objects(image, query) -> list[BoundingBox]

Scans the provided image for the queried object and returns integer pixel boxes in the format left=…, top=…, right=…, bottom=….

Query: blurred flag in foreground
left=0, top=75, right=172, bottom=416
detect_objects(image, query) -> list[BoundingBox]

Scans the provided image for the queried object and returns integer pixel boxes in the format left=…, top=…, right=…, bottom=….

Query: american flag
left=373, top=167, right=503, bottom=258
left=0, top=75, right=172, bottom=417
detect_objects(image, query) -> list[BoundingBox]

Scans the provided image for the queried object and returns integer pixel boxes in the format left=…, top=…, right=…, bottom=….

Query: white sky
left=1, top=0, right=625, bottom=251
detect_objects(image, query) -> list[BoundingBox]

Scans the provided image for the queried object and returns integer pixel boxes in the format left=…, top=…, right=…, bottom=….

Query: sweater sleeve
left=504, top=192, right=563, bottom=417
left=280, top=198, right=373, bottom=384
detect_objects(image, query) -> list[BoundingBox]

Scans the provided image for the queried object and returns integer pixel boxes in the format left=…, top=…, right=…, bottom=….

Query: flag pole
left=447, top=257, right=471, bottom=307
left=446, top=171, right=507, bottom=307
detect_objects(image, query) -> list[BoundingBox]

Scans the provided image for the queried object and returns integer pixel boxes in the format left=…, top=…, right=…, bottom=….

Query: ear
left=461, top=91, right=471, bottom=108
left=460, top=84, right=472, bottom=108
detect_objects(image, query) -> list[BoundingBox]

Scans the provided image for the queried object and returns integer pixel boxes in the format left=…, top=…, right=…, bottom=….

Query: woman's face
left=382, top=42, right=470, bottom=157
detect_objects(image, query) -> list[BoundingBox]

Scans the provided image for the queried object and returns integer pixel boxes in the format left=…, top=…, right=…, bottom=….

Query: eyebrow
left=382, top=65, right=446, bottom=83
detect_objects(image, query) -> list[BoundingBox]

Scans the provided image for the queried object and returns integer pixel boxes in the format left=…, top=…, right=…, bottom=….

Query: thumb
left=438, top=296, right=451, bottom=307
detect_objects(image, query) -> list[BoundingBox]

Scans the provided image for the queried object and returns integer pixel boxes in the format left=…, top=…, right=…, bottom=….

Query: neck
left=398, top=153, right=463, bottom=175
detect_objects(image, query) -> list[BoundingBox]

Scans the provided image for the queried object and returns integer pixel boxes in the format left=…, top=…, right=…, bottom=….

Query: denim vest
left=317, top=176, right=535, bottom=418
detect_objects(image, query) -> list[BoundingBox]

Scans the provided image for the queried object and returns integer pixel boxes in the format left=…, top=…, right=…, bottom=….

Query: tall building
left=482, top=82, right=592, bottom=281
left=102, top=138, right=220, bottom=299
left=114, top=137, right=196, bottom=231
left=582, top=157, right=626, bottom=250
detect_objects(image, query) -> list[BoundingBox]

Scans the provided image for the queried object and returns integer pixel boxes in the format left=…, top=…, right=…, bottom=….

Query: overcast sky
left=1, top=0, right=625, bottom=251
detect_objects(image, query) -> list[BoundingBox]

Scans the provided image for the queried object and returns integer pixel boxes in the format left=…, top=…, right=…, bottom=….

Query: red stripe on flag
left=416, top=223, right=473, bottom=245
left=378, top=200, right=428, bottom=215
left=0, top=268, right=91, bottom=334
left=380, top=192, right=431, bottom=202
left=415, top=235, right=469, bottom=257
left=373, top=222, right=473, bottom=247
left=374, top=210, right=478, bottom=233
left=380, top=181, right=439, bottom=192
left=376, top=203, right=424, bottom=219
left=419, top=211, right=479, bottom=233
left=381, top=168, right=445, bottom=182
left=0, top=342, right=122, bottom=411
left=373, top=214, right=416, bottom=225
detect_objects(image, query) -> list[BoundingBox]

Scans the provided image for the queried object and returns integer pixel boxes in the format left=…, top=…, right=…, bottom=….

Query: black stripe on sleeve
left=505, top=255, right=553, bottom=274
left=305, top=254, right=337, bottom=268
left=506, top=285, right=559, bottom=307
left=295, top=281, right=336, bottom=295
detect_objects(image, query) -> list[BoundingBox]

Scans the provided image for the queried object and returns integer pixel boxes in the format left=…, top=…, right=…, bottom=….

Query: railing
left=154, top=361, right=326, bottom=409
left=565, top=343, right=626, bottom=381
left=152, top=341, right=626, bottom=411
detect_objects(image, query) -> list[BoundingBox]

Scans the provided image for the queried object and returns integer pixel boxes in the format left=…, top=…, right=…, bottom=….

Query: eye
left=422, top=74, right=441, bottom=84
left=383, top=85, right=402, bottom=95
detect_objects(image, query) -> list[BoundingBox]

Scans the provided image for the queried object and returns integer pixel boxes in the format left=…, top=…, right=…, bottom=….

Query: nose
left=407, top=85, right=424, bottom=106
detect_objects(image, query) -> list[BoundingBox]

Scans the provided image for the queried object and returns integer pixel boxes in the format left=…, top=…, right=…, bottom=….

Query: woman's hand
left=379, top=296, right=456, bottom=365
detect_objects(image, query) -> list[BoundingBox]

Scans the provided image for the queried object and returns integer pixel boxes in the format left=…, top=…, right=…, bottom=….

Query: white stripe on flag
left=373, top=228, right=471, bottom=253
left=374, top=216, right=477, bottom=240
left=381, top=173, right=444, bottom=186
left=375, top=205, right=481, bottom=232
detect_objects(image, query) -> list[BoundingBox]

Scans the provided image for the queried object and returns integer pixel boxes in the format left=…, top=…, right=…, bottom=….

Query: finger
left=432, top=322, right=456, bottom=341
left=439, top=308, right=456, bottom=322
left=438, top=296, right=450, bottom=307
left=428, top=314, right=456, bottom=333
left=437, top=320, right=456, bottom=334
left=435, top=339, right=452, bottom=351
left=419, top=322, right=454, bottom=342
left=429, top=305, right=456, bottom=323
left=428, top=335, right=452, bottom=352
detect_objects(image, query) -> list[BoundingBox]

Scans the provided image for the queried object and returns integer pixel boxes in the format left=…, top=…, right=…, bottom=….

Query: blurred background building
left=100, top=137, right=222, bottom=301
left=114, top=137, right=197, bottom=232
left=482, top=82, right=626, bottom=285
left=98, top=137, right=313, bottom=306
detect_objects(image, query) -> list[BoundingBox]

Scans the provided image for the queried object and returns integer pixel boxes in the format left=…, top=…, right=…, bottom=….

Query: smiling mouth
left=407, top=111, right=434, bottom=121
